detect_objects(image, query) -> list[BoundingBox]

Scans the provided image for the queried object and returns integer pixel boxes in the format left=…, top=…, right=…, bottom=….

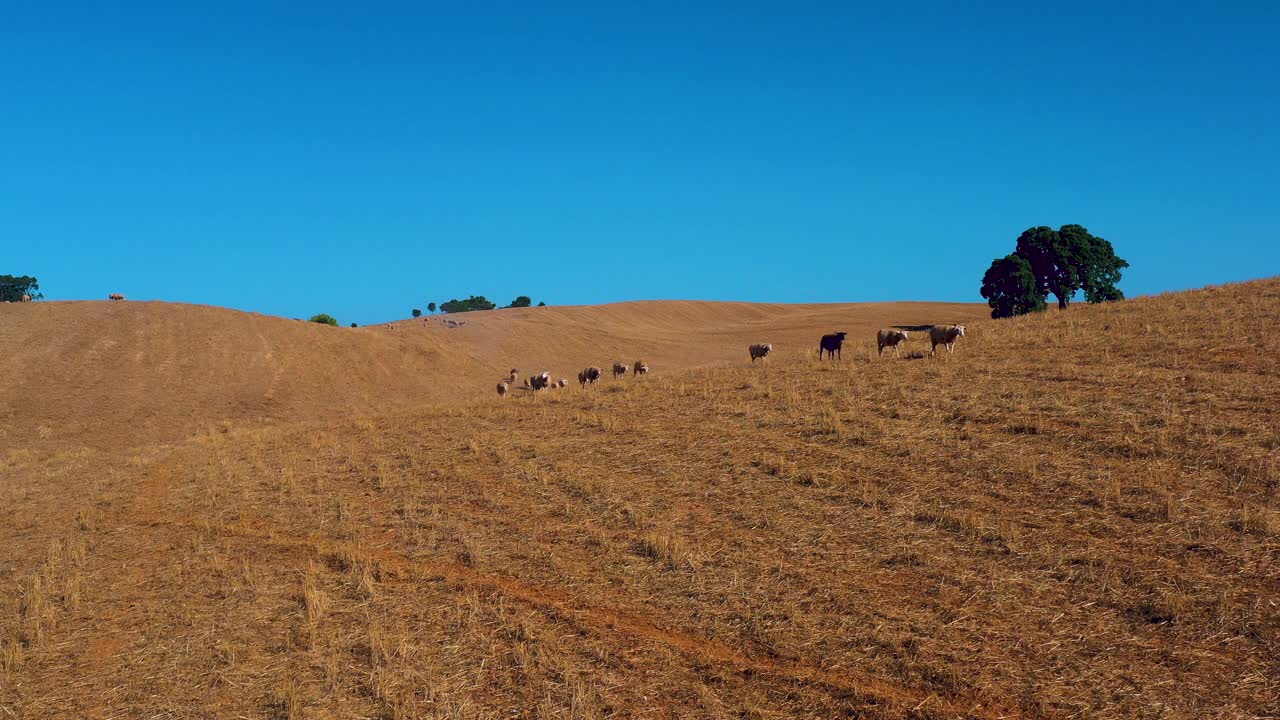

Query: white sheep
left=876, top=329, right=910, bottom=358
left=929, top=325, right=966, bottom=355
left=496, top=382, right=508, bottom=397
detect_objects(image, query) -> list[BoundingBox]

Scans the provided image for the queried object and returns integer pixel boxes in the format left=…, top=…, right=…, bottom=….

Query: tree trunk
left=1058, top=296, right=1068, bottom=309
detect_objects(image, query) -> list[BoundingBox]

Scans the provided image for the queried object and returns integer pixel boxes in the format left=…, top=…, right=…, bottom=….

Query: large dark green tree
left=440, top=295, right=497, bottom=313
left=980, top=254, right=1045, bottom=318
left=983, top=225, right=1127, bottom=317
left=506, top=295, right=532, bottom=308
left=0, top=275, right=42, bottom=302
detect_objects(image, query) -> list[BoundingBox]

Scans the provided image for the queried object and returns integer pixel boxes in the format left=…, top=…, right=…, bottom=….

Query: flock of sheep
left=751, top=324, right=967, bottom=363
left=497, top=360, right=650, bottom=397
left=495, top=324, right=966, bottom=398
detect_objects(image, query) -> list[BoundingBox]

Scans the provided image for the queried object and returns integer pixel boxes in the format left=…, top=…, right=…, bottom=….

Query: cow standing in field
left=929, top=325, right=966, bottom=355
left=749, top=343, right=773, bottom=363
left=819, top=332, right=848, bottom=360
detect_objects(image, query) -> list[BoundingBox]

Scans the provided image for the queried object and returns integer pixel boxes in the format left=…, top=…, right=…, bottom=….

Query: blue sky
left=3, top=2, right=1277, bottom=325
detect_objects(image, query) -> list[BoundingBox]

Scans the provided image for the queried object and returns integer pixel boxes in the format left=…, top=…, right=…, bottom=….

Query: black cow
left=819, top=332, right=848, bottom=360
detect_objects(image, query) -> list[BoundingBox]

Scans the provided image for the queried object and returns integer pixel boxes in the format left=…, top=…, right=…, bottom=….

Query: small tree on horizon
left=537, top=301, right=546, bottom=307
left=427, top=302, right=437, bottom=314
left=980, top=254, right=1045, bottom=319
left=507, top=295, right=532, bottom=308
left=310, top=313, right=339, bottom=326
left=412, top=308, right=422, bottom=318
left=0, top=275, right=43, bottom=302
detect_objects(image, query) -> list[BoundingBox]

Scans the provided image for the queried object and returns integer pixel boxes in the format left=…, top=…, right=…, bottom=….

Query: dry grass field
left=1, top=281, right=1277, bottom=719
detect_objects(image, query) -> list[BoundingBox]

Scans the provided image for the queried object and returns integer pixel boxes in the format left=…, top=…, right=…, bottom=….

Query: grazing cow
left=876, top=329, right=910, bottom=358
left=929, top=325, right=966, bottom=355
left=612, top=362, right=628, bottom=379
left=108, top=293, right=125, bottom=301
left=497, top=382, right=508, bottom=397
left=819, top=332, right=848, bottom=360
left=749, top=343, right=773, bottom=362
left=633, top=360, right=649, bottom=375
left=20, top=294, right=31, bottom=303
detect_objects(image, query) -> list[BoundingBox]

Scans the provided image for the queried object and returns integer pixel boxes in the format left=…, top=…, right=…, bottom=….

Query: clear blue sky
left=3, top=2, right=1277, bottom=325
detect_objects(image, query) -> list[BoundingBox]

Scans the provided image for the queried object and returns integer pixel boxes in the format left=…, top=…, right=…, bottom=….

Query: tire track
left=167, top=515, right=1036, bottom=720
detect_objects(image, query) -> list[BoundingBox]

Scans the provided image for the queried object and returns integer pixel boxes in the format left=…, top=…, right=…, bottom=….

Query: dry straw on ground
left=0, top=280, right=1276, bottom=718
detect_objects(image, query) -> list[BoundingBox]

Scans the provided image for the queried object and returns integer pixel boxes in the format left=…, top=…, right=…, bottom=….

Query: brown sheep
left=612, top=362, right=628, bottom=379
left=749, top=343, right=772, bottom=362
left=632, top=360, right=649, bottom=375
left=876, top=329, right=910, bottom=358
left=929, top=325, right=967, bottom=355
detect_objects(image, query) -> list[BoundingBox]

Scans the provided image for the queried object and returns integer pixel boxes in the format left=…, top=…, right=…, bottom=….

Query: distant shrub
left=507, top=296, right=532, bottom=308
left=411, top=308, right=422, bottom=318
left=310, top=313, right=338, bottom=326
left=350, top=322, right=358, bottom=327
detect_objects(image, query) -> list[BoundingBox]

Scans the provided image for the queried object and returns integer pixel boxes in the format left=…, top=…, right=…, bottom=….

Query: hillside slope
left=0, top=298, right=984, bottom=448
left=2, top=279, right=1277, bottom=719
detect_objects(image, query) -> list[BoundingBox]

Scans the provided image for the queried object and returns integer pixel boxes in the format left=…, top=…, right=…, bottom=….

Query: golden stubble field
left=1, top=281, right=1277, bottom=719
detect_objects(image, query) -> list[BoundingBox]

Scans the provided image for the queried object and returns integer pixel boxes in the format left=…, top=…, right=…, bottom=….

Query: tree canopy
left=411, top=308, right=422, bottom=318
left=427, top=302, right=437, bottom=314
left=980, top=254, right=1045, bottom=319
left=507, top=296, right=532, bottom=308
left=309, top=313, right=339, bottom=326
left=981, top=225, right=1127, bottom=317
left=0, top=275, right=42, bottom=302
left=440, top=296, right=496, bottom=313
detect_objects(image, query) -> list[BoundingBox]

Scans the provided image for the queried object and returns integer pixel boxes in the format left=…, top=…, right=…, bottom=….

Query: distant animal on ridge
left=749, top=343, right=773, bottom=363
left=929, top=325, right=966, bottom=355
left=108, top=293, right=125, bottom=301
left=20, top=294, right=31, bottom=303
left=612, top=362, right=628, bottom=379
left=819, top=332, right=848, bottom=360
left=877, top=329, right=910, bottom=358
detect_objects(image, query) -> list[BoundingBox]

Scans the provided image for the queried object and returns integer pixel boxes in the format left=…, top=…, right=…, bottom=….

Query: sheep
left=108, top=293, right=125, bottom=301
left=507, top=369, right=520, bottom=385
left=523, top=377, right=531, bottom=389
left=632, top=360, right=649, bottom=375
left=20, top=294, right=31, bottom=303
left=530, top=371, right=553, bottom=390
left=578, top=369, right=587, bottom=387
left=819, top=332, right=848, bottom=360
left=497, top=381, right=508, bottom=397
left=749, top=343, right=773, bottom=362
left=929, top=324, right=967, bottom=355
left=583, top=366, right=602, bottom=386
left=876, top=329, right=910, bottom=358
left=557, top=378, right=568, bottom=388
left=612, top=362, right=629, bottom=379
